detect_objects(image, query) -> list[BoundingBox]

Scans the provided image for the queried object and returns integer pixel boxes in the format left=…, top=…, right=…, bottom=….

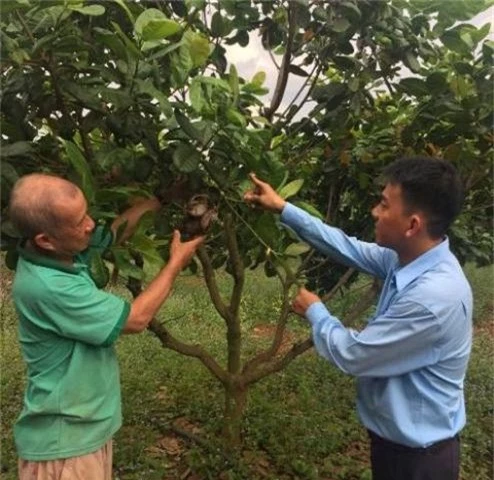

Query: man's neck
left=398, top=236, right=444, bottom=266
left=26, top=240, right=74, bottom=265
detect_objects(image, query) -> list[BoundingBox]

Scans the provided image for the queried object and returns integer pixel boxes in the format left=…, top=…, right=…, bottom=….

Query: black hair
left=381, top=156, right=464, bottom=238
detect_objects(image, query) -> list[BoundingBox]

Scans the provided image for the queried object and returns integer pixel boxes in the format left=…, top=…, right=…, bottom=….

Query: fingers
left=245, top=173, right=268, bottom=205
left=188, top=234, right=205, bottom=248
left=243, top=191, right=260, bottom=203
left=248, top=172, right=266, bottom=188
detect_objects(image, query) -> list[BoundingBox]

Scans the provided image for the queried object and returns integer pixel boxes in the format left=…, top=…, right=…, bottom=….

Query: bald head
left=9, top=174, right=82, bottom=239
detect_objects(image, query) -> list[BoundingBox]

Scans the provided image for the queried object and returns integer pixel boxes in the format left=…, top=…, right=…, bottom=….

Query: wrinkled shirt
left=281, top=203, right=472, bottom=447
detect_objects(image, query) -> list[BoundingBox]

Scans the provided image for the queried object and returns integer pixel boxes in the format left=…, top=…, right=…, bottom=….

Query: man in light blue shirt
left=244, top=157, right=472, bottom=480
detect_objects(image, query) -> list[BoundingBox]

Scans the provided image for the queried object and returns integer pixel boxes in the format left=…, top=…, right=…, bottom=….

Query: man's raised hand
left=291, top=287, right=321, bottom=317
left=169, top=230, right=205, bottom=270
left=243, top=173, right=287, bottom=213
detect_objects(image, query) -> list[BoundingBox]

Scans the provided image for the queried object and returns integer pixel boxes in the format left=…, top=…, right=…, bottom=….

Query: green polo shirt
left=12, top=227, right=130, bottom=461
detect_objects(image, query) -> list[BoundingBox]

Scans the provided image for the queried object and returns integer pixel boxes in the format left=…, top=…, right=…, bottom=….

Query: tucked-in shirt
left=13, top=226, right=130, bottom=461
left=281, top=203, right=472, bottom=448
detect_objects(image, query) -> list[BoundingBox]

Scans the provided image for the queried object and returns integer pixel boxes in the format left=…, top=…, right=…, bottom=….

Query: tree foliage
left=1, top=0, right=492, bottom=445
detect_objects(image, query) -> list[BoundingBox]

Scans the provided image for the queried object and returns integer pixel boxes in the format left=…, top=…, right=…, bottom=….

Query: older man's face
left=49, top=189, right=95, bottom=257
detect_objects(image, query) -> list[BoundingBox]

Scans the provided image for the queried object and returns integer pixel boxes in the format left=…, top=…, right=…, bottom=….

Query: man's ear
left=405, top=214, right=423, bottom=238
left=32, top=232, right=56, bottom=251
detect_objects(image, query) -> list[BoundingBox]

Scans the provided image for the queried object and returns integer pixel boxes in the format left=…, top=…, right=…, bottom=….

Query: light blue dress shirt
left=281, top=203, right=473, bottom=448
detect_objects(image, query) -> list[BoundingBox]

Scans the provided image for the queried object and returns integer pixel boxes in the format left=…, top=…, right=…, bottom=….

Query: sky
left=223, top=6, right=494, bottom=116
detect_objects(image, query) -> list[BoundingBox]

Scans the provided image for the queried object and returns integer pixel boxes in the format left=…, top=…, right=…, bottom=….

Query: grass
left=1, top=263, right=492, bottom=480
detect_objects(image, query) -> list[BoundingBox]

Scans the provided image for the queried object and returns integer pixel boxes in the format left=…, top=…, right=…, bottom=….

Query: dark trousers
left=368, top=430, right=460, bottom=480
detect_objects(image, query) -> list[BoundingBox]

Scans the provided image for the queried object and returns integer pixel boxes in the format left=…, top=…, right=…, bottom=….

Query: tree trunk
left=222, top=382, right=248, bottom=448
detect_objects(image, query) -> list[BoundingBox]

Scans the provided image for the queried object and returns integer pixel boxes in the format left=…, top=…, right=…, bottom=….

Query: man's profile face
left=371, top=183, right=412, bottom=250
left=49, top=189, right=95, bottom=257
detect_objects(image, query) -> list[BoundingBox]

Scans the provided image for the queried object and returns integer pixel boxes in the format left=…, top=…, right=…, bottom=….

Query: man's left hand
left=291, top=287, right=321, bottom=317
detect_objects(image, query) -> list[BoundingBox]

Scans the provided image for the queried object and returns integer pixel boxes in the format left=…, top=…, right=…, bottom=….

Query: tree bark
left=222, top=380, right=248, bottom=448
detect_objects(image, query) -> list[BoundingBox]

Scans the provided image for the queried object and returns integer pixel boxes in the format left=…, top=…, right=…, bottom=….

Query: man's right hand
left=243, top=173, right=286, bottom=213
left=169, top=230, right=204, bottom=269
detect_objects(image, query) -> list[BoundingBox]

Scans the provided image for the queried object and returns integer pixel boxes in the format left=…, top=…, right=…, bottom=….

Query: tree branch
left=242, top=283, right=292, bottom=375
left=221, top=214, right=245, bottom=375
left=148, top=319, right=228, bottom=384
left=77, top=110, right=94, bottom=161
left=344, top=278, right=380, bottom=326
left=124, top=259, right=229, bottom=384
left=320, top=267, right=355, bottom=303
left=223, top=213, right=244, bottom=318
left=243, top=337, right=314, bottom=385
left=264, top=4, right=296, bottom=121
left=196, top=246, right=231, bottom=321
left=279, top=62, right=322, bottom=127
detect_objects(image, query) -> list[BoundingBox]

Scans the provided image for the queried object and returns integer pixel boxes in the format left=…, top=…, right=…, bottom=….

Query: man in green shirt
left=9, top=173, right=203, bottom=479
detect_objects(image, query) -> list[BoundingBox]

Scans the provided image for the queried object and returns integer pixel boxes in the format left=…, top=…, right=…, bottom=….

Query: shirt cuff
left=306, top=301, right=334, bottom=327
left=280, top=202, right=302, bottom=225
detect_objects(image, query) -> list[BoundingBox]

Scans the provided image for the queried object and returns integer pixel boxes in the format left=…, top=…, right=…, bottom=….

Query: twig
left=320, top=267, right=355, bottom=303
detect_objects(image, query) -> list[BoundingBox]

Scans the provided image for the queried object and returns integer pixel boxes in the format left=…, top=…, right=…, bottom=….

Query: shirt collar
left=17, top=241, right=85, bottom=274
left=394, top=237, right=451, bottom=291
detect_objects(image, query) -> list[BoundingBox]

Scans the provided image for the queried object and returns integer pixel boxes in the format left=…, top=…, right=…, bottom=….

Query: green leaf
left=88, top=252, right=110, bottom=288
left=148, top=41, right=182, bottom=60
left=441, top=29, right=471, bottom=55
left=183, top=31, right=211, bottom=67
left=254, top=213, right=279, bottom=246
left=398, top=77, right=429, bottom=96
left=185, top=0, right=206, bottom=10
left=404, top=52, right=421, bottom=73
left=426, top=72, right=447, bottom=93
left=1, top=161, right=19, bottom=185
left=278, top=179, right=304, bottom=199
left=340, top=1, right=361, bottom=22
left=111, top=248, right=145, bottom=280
left=348, top=77, right=359, bottom=92
left=259, top=153, right=287, bottom=188
left=63, top=140, right=95, bottom=202
left=0, top=141, right=33, bottom=158
left=130, top=233, right=166, bottom=270
left=226, top=108, right=246, bottom=127
left=284, top=242, right=311, bottom=257
left=331, top=17, right=350, bottom=33
left=171, top=45, right=193, bottom=85
left=135, top=79, right=173, bottom=116
left=229, top=64, right=239, bottom=105
left=172, top=143, right=201, bottom=172
left=5, top=249, right=19, bottom=270
left=189, top=78, right=206, bottom=113
left=292, top=2, right=311, bottom=28
left=293, top=201, right=324, bottom=220
left=61, top=81, right=104, bottom=111
left=313, top=7, right=327, bottom=21
left=135, top=9, right=182, bottom=41
left=93, top=28, right=127, bottom=60
left=211, top=11, right=232, bottom=37
left=70, top=5, right=105, bottom=16
left=252, top=71, right=266, bottom=86
left=111, top=21, right=140, bottom=59
left=289, top=65, right=309, bottom=77
left=175, top=109, right=203, bottom=142
left=111, top=0, right=135, bottom=23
